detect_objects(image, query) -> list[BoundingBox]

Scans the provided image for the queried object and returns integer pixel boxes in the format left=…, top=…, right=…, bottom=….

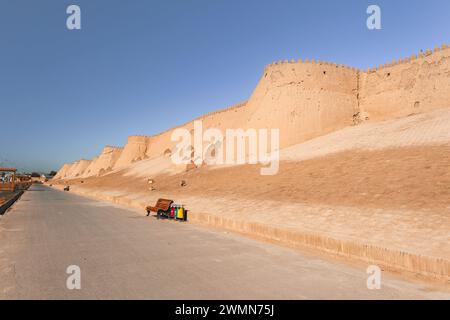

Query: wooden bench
left=146, top=198, right=173, bottom=219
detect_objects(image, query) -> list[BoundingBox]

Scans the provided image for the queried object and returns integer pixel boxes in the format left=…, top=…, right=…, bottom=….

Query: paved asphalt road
left=0, top=184, right=448, bottom=299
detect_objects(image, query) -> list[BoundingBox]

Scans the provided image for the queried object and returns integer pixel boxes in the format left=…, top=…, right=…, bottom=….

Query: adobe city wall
left=56, top=44, right=450, bottom=179
left=359, top=45, right=450, bottom=121
left=145, top=101, right=249, bottom=160
left=138, top=60, right=359, bottom=166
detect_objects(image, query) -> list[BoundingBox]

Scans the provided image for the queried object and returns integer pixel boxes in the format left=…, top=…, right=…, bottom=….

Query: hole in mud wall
left=206, top=145, right=216, bottom=158
left=386, top=72, right=391, bottom=77
left=323, top=71, right=326, bottom=75
left=414, top=101, right=420, bottom=109
left=164, top=148, right=172, bottom=157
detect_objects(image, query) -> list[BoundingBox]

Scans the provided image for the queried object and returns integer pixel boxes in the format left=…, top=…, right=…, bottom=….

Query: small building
left=0, top=168, right=17, bottom=192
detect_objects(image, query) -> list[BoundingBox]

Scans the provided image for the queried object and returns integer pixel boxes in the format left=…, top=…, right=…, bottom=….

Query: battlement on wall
left=357, top=43, right=450, bottom=122
left=193, top=101, right=247, bottom=121
left=149, top=100, right=248, bottom=139
left=265, top=58, right=358, bottom=73
left=264, top=44, right=450, bottom=74
left=363, top=44, right=450, bottom=73
left=127, top=135, right=151, bottom=142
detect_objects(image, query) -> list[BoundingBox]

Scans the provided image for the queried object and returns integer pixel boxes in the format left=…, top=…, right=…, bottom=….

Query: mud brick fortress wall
left=359, top=46, right=450, bottom=121
left=57, top=45, right=450, bottom=179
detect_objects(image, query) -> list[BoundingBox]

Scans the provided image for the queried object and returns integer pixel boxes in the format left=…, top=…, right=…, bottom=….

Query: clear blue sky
left=1, top=0, right=449, bottom=172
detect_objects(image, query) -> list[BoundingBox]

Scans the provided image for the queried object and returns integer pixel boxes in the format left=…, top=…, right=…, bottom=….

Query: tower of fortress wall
left=70, top=159, right=92, bottom=177
left=64, top=159, right=91, bottom=178
left=60, top=162, right=76, bottom=179
left=79, top=146, right=123, bottom=178
left=97, top=146, right=123, bottom=175
left=81, top=156, right=99, bottom=178
left=65, top=160, right=81, bottom=178
left=54, top=163, right=71, bottom=179
left=54, top=44, right=450, bottom=179
left=112, top=136, right=150, bottom=170
left=244, top=60, right=359, bottom=148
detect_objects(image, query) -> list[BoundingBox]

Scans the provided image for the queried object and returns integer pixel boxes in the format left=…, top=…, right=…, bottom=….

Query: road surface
left=0, top=184, right=448, bottom=299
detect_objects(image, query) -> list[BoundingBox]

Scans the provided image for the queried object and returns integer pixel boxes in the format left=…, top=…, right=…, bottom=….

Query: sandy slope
left=281, top=107, right=450, bottom=161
